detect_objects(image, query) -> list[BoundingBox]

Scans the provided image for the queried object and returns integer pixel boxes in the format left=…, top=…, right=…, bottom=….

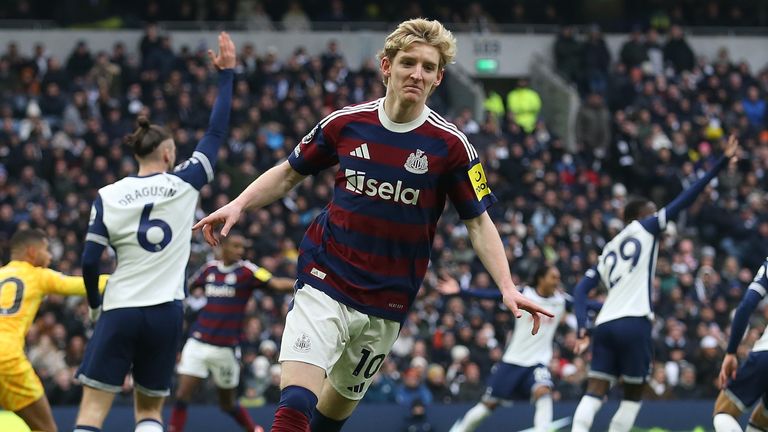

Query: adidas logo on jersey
left=349, top=143, right=371, bottom=159
left=344, top=169, right=421, bottom=205
left=346, top=382, right=365, bottom=393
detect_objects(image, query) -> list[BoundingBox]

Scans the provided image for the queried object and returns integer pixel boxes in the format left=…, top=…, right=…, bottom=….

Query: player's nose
left=410, top=65, right=424, bottom=80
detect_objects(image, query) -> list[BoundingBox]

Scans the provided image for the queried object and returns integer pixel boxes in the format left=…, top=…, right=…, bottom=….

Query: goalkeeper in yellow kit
left=0, top=229, right=106, bottom=432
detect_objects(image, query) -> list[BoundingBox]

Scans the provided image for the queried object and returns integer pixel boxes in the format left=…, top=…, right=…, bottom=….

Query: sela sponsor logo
left=293, top=332, right=312, bottom=353
left=387, top=302, right=404, bottom=310
left=344, top=169, right=421, bottom=205
left=205, top=284, right=236, bottom=297
left=404, top=149, right=428, bottom=174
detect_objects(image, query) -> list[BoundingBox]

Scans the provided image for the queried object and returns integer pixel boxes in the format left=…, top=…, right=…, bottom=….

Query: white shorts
left=176, top=338, right=240, bottom=389
left=279, top=283, right=401, bottom=400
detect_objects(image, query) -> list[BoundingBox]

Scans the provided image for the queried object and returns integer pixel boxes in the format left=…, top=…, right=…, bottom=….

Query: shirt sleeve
left=85, top=193, right=109, bottom=246
left=43, top=269, right=108, bottom=296
left=245, top=262, right=272, bottom=290
left=446, top=157, right=498, bottom=220
left=287, top=121, right=339, bottom=176
left=726, top=261, right=768, bottom=353
left=575, top=266, right=601, bottom=333
left=189, top=265, right=209, bottom=289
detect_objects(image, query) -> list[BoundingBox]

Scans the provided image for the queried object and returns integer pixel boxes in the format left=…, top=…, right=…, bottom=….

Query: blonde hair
left=378, top=18, right=457, bottom=86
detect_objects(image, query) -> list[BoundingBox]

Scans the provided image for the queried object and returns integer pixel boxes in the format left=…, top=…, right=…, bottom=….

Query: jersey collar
left=377, top=98, right=431, bottom=133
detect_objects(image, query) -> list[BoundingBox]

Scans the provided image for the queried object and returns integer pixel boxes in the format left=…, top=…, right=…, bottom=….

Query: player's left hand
left=574, top=336, right=591, bottom=355
left=208, top=31, right=236, bottom=70
left=436, top=276, right=461, bottom=295
left=718, top=353, right=738, bottom=389
left=502, top=289, right=554, bottom=335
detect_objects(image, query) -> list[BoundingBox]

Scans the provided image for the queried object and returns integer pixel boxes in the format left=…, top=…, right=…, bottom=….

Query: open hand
left=208, top=31, right=236, bottom=70
left=723, top=134, right=739, bottom=161
left=718, top=353, right=738, bottom=389
left=436, top=276, right=461, bottom=295
left=575, top=336, right=591, bottom=355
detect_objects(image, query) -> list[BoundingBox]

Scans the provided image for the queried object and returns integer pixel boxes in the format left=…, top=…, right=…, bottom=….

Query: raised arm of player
left=42, top=268, right=108, bottom=297
left=464, top=212, right=554, bottom=335
left=640, top=135, right=739, bottom=236
left=719, top=260, right=768, bottom=388
left=173, top=32, right=236, bottom=190
left=573, top=266, right=601, bottom=354
left=436, top=274, right=502, bottom=299
left=192, top=160, right=306, bottom=246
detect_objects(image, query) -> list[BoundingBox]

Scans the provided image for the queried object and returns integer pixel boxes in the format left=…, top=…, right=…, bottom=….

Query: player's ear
left=434, top=68, right=444, bottom=87
left=380, top=56, right=391, bottom=79
left=24, top=244, right=38, bottom=262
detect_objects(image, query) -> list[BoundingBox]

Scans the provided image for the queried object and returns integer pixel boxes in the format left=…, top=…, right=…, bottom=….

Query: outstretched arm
left=719, top=270, right=766, bottom=389
left=574, top=266, right=601, bottom=336
left=436, top=276, right=502, bottom=299
left=193, top=161, right=306, bottom=246
left=464, top=212, right=553, bottom=334
left=641, top=135, right=739, bottom=235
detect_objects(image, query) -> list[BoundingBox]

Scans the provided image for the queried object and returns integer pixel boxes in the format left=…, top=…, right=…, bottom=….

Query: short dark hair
left=623, top=198, right=652, bottom=224
left=123, top=116, right=172, bottom=157
left=531, top=264, right=555, bottom=287
left=9, top=228, right=46, bottom=253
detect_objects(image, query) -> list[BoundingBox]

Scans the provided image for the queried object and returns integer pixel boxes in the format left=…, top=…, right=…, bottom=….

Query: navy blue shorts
left=589, top=317, right=652, bottom=384
left=484, top=362, right=552, bottom=402
left=77, top=301, right=183, bottom=396
left=726, top=351, right=768, bottom=411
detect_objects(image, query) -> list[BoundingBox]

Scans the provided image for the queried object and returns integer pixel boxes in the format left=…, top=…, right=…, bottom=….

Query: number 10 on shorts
left=352, top=348, right=385, bottom=379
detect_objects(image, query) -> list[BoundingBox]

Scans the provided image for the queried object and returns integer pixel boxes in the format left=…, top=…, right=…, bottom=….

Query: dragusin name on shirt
left=118, top=186, right=178, bottom=206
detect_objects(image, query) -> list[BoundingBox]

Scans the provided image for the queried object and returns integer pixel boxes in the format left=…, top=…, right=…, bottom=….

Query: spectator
left=575, top=92, right=611, bottom=161
left=673, top=363, right=703, bottom=399
left=281, top=0, right=311, bottom=31
left=66, top=41, right=94, bottom=80
left=742, top=85, right=766, bottom=128
left=403, top=399, right=434, bottom=432
left=454, top=362, right=485, bottom=402
left=424, top=364, right=453, bottom=403
left=663, top=25, right=695, bottom=73
left=506, top=78, right=541, bottom=134
left=619, top=27, right=647, bottom=68
left=237, top=0, right=274, bottom=31
left=582, top=25, right=611, bottom=95
left=643, top=364, right=675, bottom=400
left=396, top=368, right=433, bottom=407
left=554, top=26, right=582, bottom=84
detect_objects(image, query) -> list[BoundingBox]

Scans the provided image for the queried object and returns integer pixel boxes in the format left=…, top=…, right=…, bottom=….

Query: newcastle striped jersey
left=288, top=98, right=497, bottom=323
left=188, top=260, right=272, bottom=347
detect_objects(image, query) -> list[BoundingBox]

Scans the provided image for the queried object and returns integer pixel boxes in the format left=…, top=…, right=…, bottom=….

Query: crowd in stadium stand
left=1, top=1, right=767, bottom=30
left=0, top=21, right=766, bottom=409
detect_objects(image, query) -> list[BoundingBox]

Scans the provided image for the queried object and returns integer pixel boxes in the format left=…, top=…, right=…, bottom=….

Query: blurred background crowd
left=0, top=0, right=767, bottom=411
left=1, top=0, right=767, bottom=30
